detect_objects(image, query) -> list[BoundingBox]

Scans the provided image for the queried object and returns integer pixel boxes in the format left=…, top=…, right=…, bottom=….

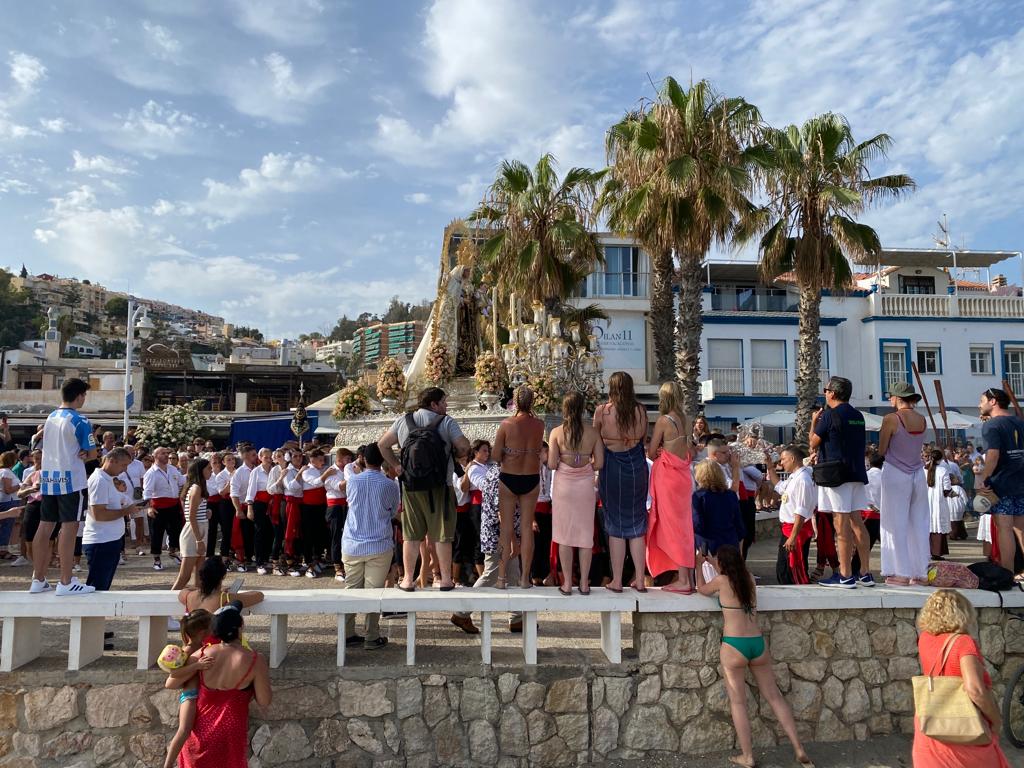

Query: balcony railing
left=878, top=293, right=1024, bottom=319
left=709, top=367, right=743, bottom=395
left=710, top=292, right=795, bottom=312
left=1007, top=372, right=1024, bottom=398
left=576, top=272, right=649, bottom=299
left=752, top=367, right=788, bottom=395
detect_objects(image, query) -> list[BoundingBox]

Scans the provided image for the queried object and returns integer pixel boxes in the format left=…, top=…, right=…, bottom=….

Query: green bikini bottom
left=722, top=635, right=766, bottom=661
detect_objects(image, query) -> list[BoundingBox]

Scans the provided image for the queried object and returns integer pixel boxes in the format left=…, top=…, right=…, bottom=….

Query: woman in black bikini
left=493, top=386, right=546, bottom=589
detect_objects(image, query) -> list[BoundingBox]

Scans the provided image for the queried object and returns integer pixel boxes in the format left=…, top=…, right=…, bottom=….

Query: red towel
left=284, top=497, right=302, bottom=558
left=231, top=516, right=244, bottom=556
left=646, top=450, right=694, bottom=576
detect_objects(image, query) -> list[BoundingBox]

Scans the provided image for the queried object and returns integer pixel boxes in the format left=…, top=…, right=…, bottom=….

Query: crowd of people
left=3, top=373, right=1022, bottom=766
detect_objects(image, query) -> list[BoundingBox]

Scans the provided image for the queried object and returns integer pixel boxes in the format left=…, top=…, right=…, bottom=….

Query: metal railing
left=710, top=292, right=795, bottom=312
left=576, top=272, right=650, bottom=299
left=884, top=368, right=909, bottom=395
left=709, top=367, right=744, bottom=395
left=751, top=368, right=788, bottom=395
left=1007, top=372, right=1024, bottom=398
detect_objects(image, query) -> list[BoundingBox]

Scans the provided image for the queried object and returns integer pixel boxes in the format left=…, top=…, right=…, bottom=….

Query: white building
left=567, top=237, right=1023, bottom=433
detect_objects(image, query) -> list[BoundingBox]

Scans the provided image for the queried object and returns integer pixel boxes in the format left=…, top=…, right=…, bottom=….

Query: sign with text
left=593, top=316, right=646, bottom=371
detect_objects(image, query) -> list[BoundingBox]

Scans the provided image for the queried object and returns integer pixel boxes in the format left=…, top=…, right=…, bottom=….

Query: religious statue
left=455, top=271, right=482, bottom=375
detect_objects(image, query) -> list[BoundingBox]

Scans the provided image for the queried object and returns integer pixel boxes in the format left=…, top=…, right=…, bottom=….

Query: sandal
left=558, top=585, right=572, bottom=596
left=604, top=584, right=623, bottom=593
left=397, top=583, right=416, bottom=593
left=578, top=584, right=590, bottom=596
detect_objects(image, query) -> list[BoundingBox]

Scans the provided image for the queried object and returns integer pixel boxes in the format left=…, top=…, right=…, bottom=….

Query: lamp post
left=122, top=300, right=154, bottom=439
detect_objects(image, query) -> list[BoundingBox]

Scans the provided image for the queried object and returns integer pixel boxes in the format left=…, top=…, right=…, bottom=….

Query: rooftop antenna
left=932, top=214, right=960, bottom=295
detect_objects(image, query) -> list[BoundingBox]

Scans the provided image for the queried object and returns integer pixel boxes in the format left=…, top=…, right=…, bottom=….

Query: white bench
left=0, top=587, right=636, bottom=672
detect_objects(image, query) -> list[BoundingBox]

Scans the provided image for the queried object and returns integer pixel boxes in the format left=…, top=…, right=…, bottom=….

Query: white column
left=68, top=616, right=106, bottom=670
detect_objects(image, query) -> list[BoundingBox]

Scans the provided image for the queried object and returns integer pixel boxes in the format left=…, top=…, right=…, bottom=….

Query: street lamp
left=123, top=301, right=154, bottom=439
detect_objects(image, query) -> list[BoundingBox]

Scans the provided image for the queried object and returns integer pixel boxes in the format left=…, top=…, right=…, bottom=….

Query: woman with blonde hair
left=647, top=381, right=695, bottom=593
left=913, top=589, right=1008, bottom=767
left=692, top=460, right=745, bottom=557
left=549, top=391, right=604, bottom=595
left=493, top=386, right=545, bottom=589
left=594, top=372, right=649, bottom=592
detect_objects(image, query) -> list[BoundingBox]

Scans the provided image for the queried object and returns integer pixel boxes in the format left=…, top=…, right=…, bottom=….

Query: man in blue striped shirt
left=343, top=443, right=400, bottom=650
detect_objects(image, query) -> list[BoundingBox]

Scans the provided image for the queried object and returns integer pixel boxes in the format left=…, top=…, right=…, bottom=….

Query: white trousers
left=879, top=463, right=931, bottom=579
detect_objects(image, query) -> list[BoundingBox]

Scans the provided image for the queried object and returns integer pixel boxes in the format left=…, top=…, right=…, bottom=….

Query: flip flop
left=558, top=586, right=572, bottom=596
left=632, top=585, right=648, bottom=593
left=663, top=584, right=695, bottom=595
left=604, top=585, right=623, bottom=593
left=439, top=584, right=457, bottom=592
left=397, top=583, right=416, bottom=593
left=578, top=585, right=590, bottom=596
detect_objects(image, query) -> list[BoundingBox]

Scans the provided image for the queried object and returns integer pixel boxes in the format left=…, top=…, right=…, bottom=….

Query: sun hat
left=889, top=381, right=922, bottom=402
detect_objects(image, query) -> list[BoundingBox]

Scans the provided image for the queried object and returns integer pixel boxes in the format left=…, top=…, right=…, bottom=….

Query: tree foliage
left=104, top=296, right=130, bottom=320
left=0, top=269, right=42, bottom=348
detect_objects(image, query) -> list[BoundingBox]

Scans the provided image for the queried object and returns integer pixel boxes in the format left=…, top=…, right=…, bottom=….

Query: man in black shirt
left=978, top=387, right=1024, bottom=572
left=810, top=376, right=873, bottom=589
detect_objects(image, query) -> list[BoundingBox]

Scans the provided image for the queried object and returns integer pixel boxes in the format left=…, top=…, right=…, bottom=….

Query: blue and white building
left=570, top=237, right=1024, bottom=435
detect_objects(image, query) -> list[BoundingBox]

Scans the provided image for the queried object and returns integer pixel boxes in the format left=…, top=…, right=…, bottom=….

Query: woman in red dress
left=178, top=602, right=272, bottom=767
left=913, top=589, right=1009, bottom=768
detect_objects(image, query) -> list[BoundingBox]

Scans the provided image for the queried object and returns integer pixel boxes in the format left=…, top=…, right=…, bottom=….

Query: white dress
left=977, top=513, right=992, bottom=543
left=947, top=485, right=967, bottom=523
left=927, top=465, right=951, bottom=534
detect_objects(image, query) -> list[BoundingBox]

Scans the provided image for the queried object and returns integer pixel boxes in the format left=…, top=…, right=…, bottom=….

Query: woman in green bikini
left=697, top=545, right=813, bottom=768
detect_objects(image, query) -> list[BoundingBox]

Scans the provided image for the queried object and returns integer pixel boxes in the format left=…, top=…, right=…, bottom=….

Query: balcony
left=751, top=368, right=788, bottom=395
left=709, top=367, right=743, bottom=395
left=1008, top=372, right=1024, bottom=398
left=576, top=272, right=649, bottom=299
left=710, top=291, right=795, bottom=312
left=877, top=293, right=1024, bottom=319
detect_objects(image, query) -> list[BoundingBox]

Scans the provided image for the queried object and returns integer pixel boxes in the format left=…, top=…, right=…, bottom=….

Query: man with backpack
left=378, top=387, right=471, bottom=592
left=978, top=387, right=1024, bottom=574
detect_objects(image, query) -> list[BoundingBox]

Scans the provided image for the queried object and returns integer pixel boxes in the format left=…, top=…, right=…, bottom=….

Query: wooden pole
left=911, top=362, right=941, bottom=441
left=934, top=380, right=952, bottom=450
left=1002, top=379, right=1024, bottom=418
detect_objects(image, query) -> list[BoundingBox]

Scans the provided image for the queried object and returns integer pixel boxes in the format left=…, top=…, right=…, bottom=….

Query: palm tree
left=604, top=78, right=764, bottom=414
left=468, top=154, right=604, bottom=315
left=753, top=113, right=915, bottom=439
left=601, top=111, right=679, bottom=382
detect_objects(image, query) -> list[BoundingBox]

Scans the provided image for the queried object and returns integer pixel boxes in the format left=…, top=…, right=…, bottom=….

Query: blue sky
left=0, top=0, right=1021, bottom=338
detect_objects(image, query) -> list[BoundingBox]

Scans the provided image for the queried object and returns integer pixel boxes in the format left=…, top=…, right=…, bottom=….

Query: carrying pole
left=934, top=380, right=952, bottom=450
left=911, top=362, right=941, bottom=440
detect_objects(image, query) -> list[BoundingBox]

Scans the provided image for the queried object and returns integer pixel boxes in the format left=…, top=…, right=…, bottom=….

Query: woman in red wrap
left=646, top=382, right=695, bottom=594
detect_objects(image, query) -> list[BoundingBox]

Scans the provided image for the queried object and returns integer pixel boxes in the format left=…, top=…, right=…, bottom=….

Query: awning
left=745, top=409, right=883, bottom=431
left=853, top=248, right=1021, bottom=269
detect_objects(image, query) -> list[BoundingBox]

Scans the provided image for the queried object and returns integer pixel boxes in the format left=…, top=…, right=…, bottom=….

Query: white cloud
left=141, top=21, right=183, bottom=60
left=33, top=228, right=56, bottom=243
left=404, top=192, right=431, bottom=204
left=0, top=175, right=34, bottom=195
left=195, top=152, right=346, bottom=225
left=229, top=0, right=327, bottom=45
left=71, top=150, right=134, bottom=175
left=8, top=52, right=46, bottom=95
left=221, top=52, right=333, bottom=124
left=151, top=199, right=176, bottom=216
left=0, top=116, right=39, bottom=140
left=39, top=117, right=72, bottom=133
left=111, top=100, right=206, bottom=157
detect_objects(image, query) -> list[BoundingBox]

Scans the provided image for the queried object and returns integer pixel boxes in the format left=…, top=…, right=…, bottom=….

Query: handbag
left=912, top=633, right=990, bottom=745
left=812, top=460, right=847, bottom=488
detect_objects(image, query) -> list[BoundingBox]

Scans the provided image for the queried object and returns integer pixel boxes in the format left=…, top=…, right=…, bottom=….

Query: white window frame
left=970, top=345, right=993, bottom=376
left=916, top=345, right=941, bottom=375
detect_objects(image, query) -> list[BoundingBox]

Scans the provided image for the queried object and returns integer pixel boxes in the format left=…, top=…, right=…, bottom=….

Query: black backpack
left=399, top=412, right=449, bottom=492
left=967, top=561, right=1016, bottom=592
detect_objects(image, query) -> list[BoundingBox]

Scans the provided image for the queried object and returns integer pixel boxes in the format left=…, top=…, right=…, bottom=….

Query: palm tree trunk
left=649, top=248, right=675, bottom=382
left=675, top=252, right=705, bottom=417
left=795, top=283, right=823, bottom=444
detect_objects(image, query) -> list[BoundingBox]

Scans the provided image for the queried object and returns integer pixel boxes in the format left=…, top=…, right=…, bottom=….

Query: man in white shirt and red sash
left=143, top=446, right=185, bottom=572
left=229, top=445, right=257, bottom=571
left=767, top=445, right=814, bottom=585
left=245, top=448, right=275, bottom=575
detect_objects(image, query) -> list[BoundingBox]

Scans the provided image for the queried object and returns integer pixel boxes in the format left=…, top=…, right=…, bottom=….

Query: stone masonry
left=0, top=606, right=1020, bottom=767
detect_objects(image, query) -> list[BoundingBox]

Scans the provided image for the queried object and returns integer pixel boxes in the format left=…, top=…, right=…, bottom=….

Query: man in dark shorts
left=978, top=387, right=1024, bottom=572
left=32, top=378, right=97, bottom=595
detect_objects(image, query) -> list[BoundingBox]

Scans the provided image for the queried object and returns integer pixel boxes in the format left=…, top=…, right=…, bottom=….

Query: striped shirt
left=342, top=468, right=399, bottom=558
left=40, top=407, right=95, bottom=495
left=186, top=485, right=208, bottom=524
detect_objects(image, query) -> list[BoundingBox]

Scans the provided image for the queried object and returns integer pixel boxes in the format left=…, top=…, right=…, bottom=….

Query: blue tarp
left=228, top=412, right=319, bottom=449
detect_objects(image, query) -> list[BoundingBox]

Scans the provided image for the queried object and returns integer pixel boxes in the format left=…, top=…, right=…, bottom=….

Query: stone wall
left=1, top=607, right=1021, bottom=768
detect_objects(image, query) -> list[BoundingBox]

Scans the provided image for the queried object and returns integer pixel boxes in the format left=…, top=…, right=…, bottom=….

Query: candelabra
left=501, top=296, right=604, bottom=401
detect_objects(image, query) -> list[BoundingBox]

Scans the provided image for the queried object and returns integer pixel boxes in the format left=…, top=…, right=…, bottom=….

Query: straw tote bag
left=912, top=633, right=990, bottom=745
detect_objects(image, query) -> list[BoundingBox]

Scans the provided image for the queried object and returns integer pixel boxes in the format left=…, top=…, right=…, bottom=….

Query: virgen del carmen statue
left=331, top=220, right=605, bottom=447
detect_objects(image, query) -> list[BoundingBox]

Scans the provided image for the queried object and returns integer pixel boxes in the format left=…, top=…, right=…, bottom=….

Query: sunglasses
left=984, top=388, right=1001, bottom=400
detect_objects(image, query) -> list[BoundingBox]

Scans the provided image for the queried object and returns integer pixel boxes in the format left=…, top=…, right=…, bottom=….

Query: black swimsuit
left=499, top=473, right=540, bottom=495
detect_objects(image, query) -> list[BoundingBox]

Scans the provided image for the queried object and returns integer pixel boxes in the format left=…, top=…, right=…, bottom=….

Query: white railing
left=878, top=293, right=1024, bottom=319
left=884, top=369, right=909, bottom=394
left=959, top=295, right=1024, bottom=319
left=1007, top=373, right=1024, bottom=398
left=709, top=367, right=743, bottom=394
left=751, top=368, right=788, bottom=395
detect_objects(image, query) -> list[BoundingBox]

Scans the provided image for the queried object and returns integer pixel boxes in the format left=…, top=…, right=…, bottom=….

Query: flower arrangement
left=525, top=371, right=559, bottom=414
left=425, top=340, right=453, bottom=385
left=135, top=401, right=204, bottom=449
left=474, top=352, right=506, bottom=395
left=332, top=383, right=372, bottom=420
left=375, top=357, right=406, bottom=401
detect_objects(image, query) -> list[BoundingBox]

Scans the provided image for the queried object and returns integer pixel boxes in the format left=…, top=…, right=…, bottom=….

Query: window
left=602, top=246, right=641, bottom=296
left=751, top=340, right=785, bottom=369
left=751, top=340, right=786, bottom=394
left=1005, top=348, right=1024, bottom=399
left=708, top=339, right=743, bottom=394
left=901, top=276, right=936, bottom=295
left=970, top=346, right=993, bottom=375
left=916, top=345, right=941, bottom=375
left=883, top=345, right=909, bottom=394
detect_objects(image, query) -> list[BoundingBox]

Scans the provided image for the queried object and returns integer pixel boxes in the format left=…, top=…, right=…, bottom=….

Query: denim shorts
left=992, top=495, right=1024, bottom=517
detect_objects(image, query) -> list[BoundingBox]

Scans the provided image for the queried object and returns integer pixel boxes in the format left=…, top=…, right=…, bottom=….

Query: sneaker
left=364, top=637, right=388, bottom=650
left=28, top=578, right=50, bottom=594
left=55, top=578, right=96, bottom=596
left=235, top=563, right=247, bottom=573
left=508, top=619, right=523, bottom=634
left=334, top=574, right=346, bottom=583
left=345, top=634, right=365, bottom=647
left=137, top=549, right=147, bottom=556
left=288, top=568, right=303, bottom=577
left=170, top=554, right=182, bottom=565
left=450, top=614, right=480, bottom=635
left=119, top=554, right=127, bottom=565
left=153, top=561, right=164, bottom=571
left=273, top=566, right=286, bottom=576
left=256, top=566, right=268, bottom=576
left=72, top=564, right=82, bottom=573
left=11, top=555, right=30, bottom=567
left=305, top=568, right=317, bottom=579
left=818, top=573, right=857, bottom=589
left=167, top=618, right=180, bottom=631
left=857, top=573, right=876, bottom=588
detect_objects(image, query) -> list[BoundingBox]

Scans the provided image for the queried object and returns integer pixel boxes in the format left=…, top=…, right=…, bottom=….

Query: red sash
left=861, top=509, right=880, bottom=521
left=302, top=488, right=327, bottom=505
left=207, top=494, right=223, bottom=502
left=269, top=494, right=283, bottom=526
left=469, top=490, right=483, bottom=505
left=284, top=497, right=302, bottom=557
left=254, top=491, right=271, bottom=503
left=456, top=503, right=470, bottom=514
left=231, top=516, right=244, bottom=555
left=534, top=500, right=552, bottom=514
left=781, top=522, right=813, bottom=584
left=738, top=484, right=754, bottom=501
left=815, top=510, right=839, bottom=567
left=150, top=497, right=180, bottom=510
left=327, top=497, right=347, bottom=508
